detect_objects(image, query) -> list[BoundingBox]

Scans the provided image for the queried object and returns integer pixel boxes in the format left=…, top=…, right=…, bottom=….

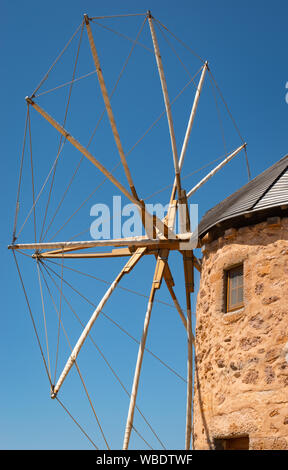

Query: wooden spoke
left=148, top=13, right=182, bottom=199
left=84, top=15, right=139, bottom=200
left=187, top=143, right=247, bottom=199
left=26, top=98, right=175, bottom=242
left=26, top=98, right=138, bottom=205
left=123, top=248, right=169, bottom=449
left=169, top=62, right=208, bottom=206
left=51, top=248, right=145, bottom=398
left=8, top=232, right=193, bottom=254
left=10, top=10, right=250, bottom=451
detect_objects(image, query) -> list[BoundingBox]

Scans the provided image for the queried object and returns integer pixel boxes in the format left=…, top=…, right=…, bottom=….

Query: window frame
left=225, top=263, right=244, bottom=313
left=214, top=435, right=249, bottom=450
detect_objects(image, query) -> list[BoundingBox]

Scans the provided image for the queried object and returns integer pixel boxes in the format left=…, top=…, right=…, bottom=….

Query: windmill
left=9, top=11, right=249, bottom=450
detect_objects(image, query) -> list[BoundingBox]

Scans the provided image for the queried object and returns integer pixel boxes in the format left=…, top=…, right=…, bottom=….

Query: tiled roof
left=198, top=154, right=288, bottom=237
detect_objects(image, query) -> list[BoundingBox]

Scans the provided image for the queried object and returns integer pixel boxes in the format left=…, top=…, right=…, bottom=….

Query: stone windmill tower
left=193, top=154, right=288, bottom=450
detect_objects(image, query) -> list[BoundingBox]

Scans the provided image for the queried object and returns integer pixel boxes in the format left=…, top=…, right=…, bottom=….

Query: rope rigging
left=12, top=107, right=29, bottom=243
left=55, top=396, right=99, bottom=450
left=39, top=20, right=85, bottom=243
left=31, top=21, right=84, bottom=98
left=41, top=259, right=187, bottom=384
left=40, top=16, right=148, bottom=244
left=44, top=68, right=203, bottom=244
left=10, top=11, right=251, bottom=450
left=39, top=261, right=165, bottom=449
left=44, top=257, right=191, bottom=316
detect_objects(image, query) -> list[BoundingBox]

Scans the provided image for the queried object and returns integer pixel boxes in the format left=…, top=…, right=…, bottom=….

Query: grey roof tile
left=198, top=154, right=288, bottom=236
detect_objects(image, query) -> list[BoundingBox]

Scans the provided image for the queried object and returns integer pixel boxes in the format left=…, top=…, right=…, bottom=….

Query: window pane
left=237, top=273, right=243, bottom=287
left=230, top=288, right=237, bottom=306
left=226, top=265, right=244, bottom=311
left=230, top=272, right=238, bottom=288
left=237, top=288, right=243, bottom=303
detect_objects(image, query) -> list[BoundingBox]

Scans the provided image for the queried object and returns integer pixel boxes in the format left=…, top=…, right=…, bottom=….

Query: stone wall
left=193, top=216, right=288, bottom=450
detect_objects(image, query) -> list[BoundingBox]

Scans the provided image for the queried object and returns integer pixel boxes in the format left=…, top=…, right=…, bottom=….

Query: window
left=225, top=264, right=244, bottom=312
left=214, top=436, right=249, bottom=450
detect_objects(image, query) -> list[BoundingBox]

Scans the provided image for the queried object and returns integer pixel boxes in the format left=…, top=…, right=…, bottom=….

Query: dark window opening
left=214, top=436, right=249, bottom=450
left=225, top=264, right=244, bottom=312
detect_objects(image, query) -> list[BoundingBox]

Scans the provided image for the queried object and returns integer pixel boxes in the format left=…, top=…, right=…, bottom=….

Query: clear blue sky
left=1, top=0, right=287, bottom=450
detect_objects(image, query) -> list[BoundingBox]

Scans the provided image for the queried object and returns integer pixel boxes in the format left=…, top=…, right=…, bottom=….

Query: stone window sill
left=222, top=307, right=245, bottom=323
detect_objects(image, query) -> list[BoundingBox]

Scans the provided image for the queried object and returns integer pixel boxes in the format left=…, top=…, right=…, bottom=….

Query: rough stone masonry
left=193, top=216, right=288, bottom=450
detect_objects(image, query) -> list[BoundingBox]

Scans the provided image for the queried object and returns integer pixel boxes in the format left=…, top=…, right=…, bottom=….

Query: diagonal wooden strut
left=155, top=254, right=188, bottom=329
left=84, top=14, right=139, bottom=200
left=26, top=97, right=138, bottom=205
left=123, top=248, right=169, bottom=449
left=51, top=248, right=146, bottom=398
left=25, top=98, right=175, bottom=240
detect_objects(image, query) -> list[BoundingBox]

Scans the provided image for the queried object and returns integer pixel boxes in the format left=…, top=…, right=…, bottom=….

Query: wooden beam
left=166, top=281, right=187, bottom=329
left=183, top=252, right=194, bottom=450
left=156, top=255, right=188, bottom=330
left=148, top=12, right=182, bottom=199
left=175, top=186, right=194, bottom=449
left=84, top=15, right=139, bottom=200
left=35, top=248, right=135, bottom=259
left=26, top=98, right=176, bottom=240
left=9, top=232, right=193, bottom=253
left=165, top=199, right=177, bottom=232
left=169, top=62, right=208, bottom=206
left=122, top=248, right=169, bottom=449
left=187, top=143, right=247, bottom=199
left=193, top=256, right=202, bottom=273
left=152, top=249, right=169, bottom=289
left=26, top=97, right=138, bottom=204
left=34, top=250, right=161, bottom=259
left=182, top=250, right=194, bottom=294
left=122, top=247, right=147, bottom=273
left=51, top=249, right=145, bottom=398
left=178, top=62, right=208, bottom=169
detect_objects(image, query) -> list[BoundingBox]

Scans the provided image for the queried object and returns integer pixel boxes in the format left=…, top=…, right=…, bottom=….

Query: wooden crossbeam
left=34, top=247, right=140, bottom=259
left=9, top=233, right=193, bottom=254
